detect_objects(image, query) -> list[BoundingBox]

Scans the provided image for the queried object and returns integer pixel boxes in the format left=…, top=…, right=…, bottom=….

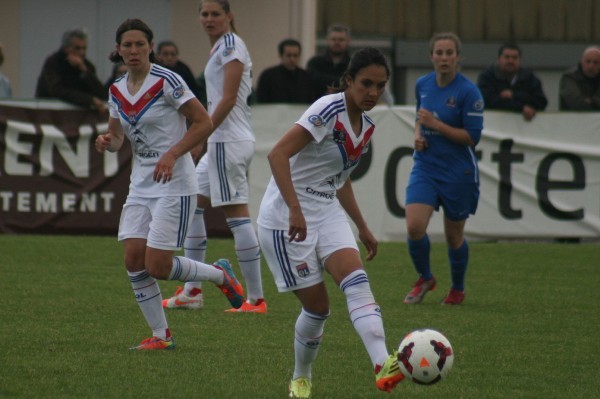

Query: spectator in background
left=0, top=43, right=12, bottom=98
left=156, top=40, right=204, bottom=101
left=477, top=43, right=547, bottom=121
left=306, top=24, right=351, bottom=97
left=35, top=28, right=107, bottom=111
left=256, top=38, right=316, bottom=104
left=559, top=46, right=600, bottom=111
left=104, top=61, right=127, bottom=91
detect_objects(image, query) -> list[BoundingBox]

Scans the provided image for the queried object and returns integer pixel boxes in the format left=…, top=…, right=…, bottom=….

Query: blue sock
left=408, top=235, right=432, bottom=280
left=448, top=240, right=468, bottom=291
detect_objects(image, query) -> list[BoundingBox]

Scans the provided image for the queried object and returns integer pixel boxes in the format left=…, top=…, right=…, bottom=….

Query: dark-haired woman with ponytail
left=257, top=47, right=404, bottom=398
left=96, top=18, right=245, bottom=351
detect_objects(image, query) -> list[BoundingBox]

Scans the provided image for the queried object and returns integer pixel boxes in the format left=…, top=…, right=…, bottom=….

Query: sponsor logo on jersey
left=173, top=85, right=185, bottom=99
left=308, top=114, right=325, bottom=127
left=305, top=187, right=335, bottom=200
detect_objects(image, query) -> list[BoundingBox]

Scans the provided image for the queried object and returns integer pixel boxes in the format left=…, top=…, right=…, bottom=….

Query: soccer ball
left=397, top=328, right=454, bottom=385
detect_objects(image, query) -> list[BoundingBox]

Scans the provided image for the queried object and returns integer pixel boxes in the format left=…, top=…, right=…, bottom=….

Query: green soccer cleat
left=375, top=351, right=404, bottom=392
left=289, top=377, right=311, bottom=398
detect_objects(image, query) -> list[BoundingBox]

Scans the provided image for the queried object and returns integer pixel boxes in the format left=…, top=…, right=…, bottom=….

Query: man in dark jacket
left=306, top=24, right=351, bottom=98
left=156, top=40, right=205, bottom=106
left=35, top=29, right=107, bottom=111
left=559, top=46, right=600, bottom=111
left=477, top=43, right=547, bottom=121
left=256, top=39, right=316, bottom=104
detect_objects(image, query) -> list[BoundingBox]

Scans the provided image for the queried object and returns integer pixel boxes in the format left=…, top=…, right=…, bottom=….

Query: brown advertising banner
left=0, top=100, right=131, bottom=234
left=0, top=100, right=230, bottom=236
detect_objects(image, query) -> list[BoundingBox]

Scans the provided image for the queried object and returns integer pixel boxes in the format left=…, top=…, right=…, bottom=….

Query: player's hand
left=414, top=135, right=428, bottom=151
left=358, top=228, right=378, bottom=261
left=153, top=152, right=177, bottom=184
left=95, top=134, right=111, bottom=153
left=288, top=205, right=307, bottom=242
left=417, top=108, right=440, bottom=131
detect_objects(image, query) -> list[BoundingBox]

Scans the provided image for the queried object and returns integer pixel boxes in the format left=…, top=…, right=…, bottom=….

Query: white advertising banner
left=249, top=105, right=600, bottom=242
left=1, top=100, right=598, bottom=241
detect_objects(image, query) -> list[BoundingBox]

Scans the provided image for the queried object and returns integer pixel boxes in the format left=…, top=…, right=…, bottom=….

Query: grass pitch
left=0, top=235, right=598, bottom=398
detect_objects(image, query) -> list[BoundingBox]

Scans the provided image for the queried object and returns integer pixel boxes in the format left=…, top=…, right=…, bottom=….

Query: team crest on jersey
left=332, top=127, right=346, bottom=144
left=222, top=47, right=233, bottom=56
left=128, top=112, right=137, bottom=125
left=308, top=114, right=325, bottom=127
left=296, top=263, right=310, bottom=277
left=173, top=85, right=185, bottom=99
left=473, top=99, right=484, bottom=111
left=446, top=96, right=457, bottom=108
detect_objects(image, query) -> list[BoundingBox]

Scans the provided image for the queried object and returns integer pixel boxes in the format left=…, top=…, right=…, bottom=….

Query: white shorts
left=196, top=141, right=254, bottom=207
left=258, top=213, right=358, bottom=293
left=118, top=195, right=196, bottom=251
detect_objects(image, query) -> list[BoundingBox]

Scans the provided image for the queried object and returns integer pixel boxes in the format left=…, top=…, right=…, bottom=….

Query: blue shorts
left=405, top=173, right=479, bottom=221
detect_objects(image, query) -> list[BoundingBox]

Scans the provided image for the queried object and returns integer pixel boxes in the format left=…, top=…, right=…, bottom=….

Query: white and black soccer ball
left=397, top=328, right=454, bottom=385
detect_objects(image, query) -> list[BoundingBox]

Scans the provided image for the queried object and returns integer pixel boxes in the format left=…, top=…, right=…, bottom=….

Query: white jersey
left=258, top=93, right=375, bottom=230
left=204, top=32, right=254, bottom=143
left=108, top=63, right=198, bottom=198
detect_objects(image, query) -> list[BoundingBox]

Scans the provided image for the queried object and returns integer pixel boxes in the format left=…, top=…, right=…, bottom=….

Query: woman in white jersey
left=95, top=18, right=244, bottom=351
left=257, top=48, right=404, bottom=398
left=163, top=0, right=266, bottom=313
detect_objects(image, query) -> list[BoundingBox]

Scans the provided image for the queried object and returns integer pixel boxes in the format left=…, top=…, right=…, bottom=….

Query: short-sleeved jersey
left=108, top=63, right=198, bottom=197
left=258, top=92, right=374, bottom=230
left=414, top=72, right=484, bottom=183
left=204, top=32, right=254, bottom=143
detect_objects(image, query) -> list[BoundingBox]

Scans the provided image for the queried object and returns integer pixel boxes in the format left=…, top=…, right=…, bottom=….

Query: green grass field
left=0, top=235, right=598, bottom=398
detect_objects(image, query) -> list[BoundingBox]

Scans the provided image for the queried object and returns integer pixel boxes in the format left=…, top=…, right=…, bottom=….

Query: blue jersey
left=413, top=72, right=484, bottom=183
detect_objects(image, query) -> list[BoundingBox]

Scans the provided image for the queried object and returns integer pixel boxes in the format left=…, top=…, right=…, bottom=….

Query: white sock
left=227, top=217, right=264, bottom=303
left=128, top=270, right=168, bottom=339
left=183, top=208, right=207, bottom=296
left=341, top=270, right=388, bottom=367
left=169, top=256, right=223, bottom=285
left=293, top=308, right=329, bottom=380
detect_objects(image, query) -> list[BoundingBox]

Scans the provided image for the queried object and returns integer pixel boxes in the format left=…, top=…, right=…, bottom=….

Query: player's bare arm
left=209, top=60, right=243, bottom=133
left=267, top=124, right=313, bottom=242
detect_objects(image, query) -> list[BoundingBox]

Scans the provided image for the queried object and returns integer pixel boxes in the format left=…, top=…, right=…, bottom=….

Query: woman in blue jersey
left=258, top=48, right=404, bottom=398
left=163, top=0, right=266, bottom=313
left=403, top=32, right=484, bottom=306
left=95, top=19, right=244, bottom=350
